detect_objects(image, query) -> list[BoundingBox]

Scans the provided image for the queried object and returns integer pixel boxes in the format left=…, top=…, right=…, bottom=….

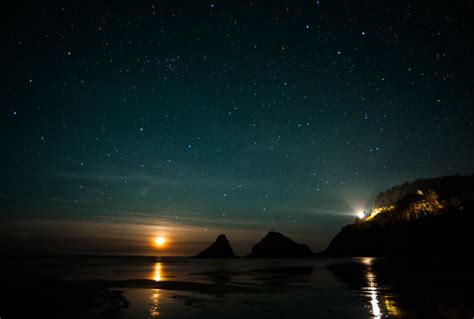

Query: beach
left=1, top=256, right=473, bottom=318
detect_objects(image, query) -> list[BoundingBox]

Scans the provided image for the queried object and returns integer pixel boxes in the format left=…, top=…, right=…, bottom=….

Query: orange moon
left=155, top=236, right=166, bottom=247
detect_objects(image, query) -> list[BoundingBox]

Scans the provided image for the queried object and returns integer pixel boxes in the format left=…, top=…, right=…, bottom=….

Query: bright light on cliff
left=356, top=211, right=366, bottom=219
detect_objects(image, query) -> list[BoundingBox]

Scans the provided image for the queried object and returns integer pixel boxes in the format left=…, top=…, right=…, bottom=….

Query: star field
left=1, top=0, right=473, bottom=255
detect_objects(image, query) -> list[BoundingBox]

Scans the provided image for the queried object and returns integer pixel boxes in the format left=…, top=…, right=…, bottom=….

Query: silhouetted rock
left=247, top=231, right=313, bottom=258
left=194, top=234, right=237, bottom=258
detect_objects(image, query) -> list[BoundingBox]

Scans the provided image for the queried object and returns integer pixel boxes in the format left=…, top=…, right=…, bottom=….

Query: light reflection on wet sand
left=149, top=289, right=161, bottom=318
left=149, top=262, right=164, bottom=317
left=10, top=256, right=469, bottom=318
left=149, top=261, right=163, bottom=318
left=360, top=257, right=400, bottom=318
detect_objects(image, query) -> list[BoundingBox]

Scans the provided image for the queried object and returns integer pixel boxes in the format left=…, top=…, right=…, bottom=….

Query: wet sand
left=1, top=256, right=474, bottom=318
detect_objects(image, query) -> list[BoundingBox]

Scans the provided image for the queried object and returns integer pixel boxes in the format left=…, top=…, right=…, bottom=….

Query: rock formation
left=247, top=231, right=313, bottom=258
left=194, top=234, right=237, bottom=258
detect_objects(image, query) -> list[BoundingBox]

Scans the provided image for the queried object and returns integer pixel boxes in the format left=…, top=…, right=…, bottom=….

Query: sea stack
left=247, top=231, right=313, bottom=258
left=195, top=234, right=237, bottom=258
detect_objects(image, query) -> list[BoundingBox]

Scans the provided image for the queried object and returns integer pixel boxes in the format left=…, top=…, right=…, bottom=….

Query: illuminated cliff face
left=366, top=205, right=396, bottom=221
left=363, top=189, right=445, bottom=223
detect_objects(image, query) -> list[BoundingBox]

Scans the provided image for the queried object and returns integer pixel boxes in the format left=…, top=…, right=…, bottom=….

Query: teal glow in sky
left=1, top=0, right=473, bottom=255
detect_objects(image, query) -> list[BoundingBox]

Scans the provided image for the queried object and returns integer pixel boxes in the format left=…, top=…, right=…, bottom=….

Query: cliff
left=323, top=175, right=474, bottom=257
left=373, top=174, right=474, bottom=208
left=324, top=211, right=473, bottom=256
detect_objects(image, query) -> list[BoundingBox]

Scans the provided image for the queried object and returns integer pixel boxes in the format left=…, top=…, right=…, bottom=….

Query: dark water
left=1, top=256, right=473, bottom=318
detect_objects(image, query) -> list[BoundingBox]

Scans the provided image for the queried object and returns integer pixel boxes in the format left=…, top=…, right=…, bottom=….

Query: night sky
left=1, top=0, right=473, bottom=256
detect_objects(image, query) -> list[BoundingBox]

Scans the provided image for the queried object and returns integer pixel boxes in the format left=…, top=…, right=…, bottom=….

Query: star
left=1, top=0, right=472, bottom=259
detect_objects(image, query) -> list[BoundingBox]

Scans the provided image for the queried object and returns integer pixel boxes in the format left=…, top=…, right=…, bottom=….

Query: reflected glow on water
left=384, top=298, right=400, bottom=316
left=152, top=262, right=163, bottom=282
left=149, top=289, right=161, bottom=317
left=149, top=262, right=165, bottom=317
left=370, top=291, right=381, bottom=318
left=367, top=275, right=381, bottom=318
left=360, top=257, right=400, bottom=318
left=361, top=258, right=381, bottom=318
